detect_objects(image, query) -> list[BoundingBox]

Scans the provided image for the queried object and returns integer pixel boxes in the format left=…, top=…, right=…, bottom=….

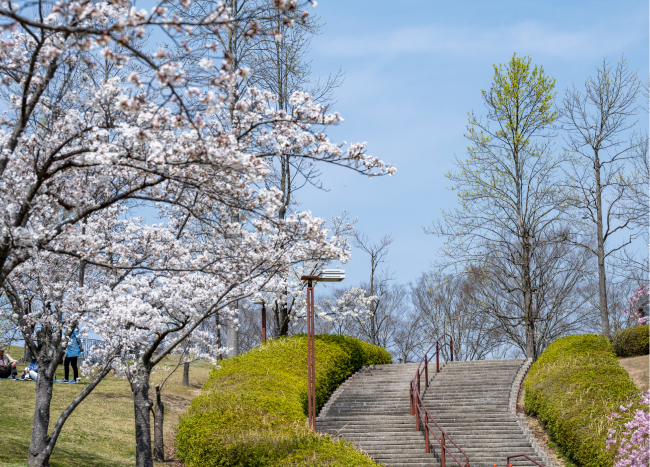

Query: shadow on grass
left=0, top=437, right=132, bottom=467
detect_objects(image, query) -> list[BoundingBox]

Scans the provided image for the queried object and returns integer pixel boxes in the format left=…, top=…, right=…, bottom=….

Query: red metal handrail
left=506, top=454, right=544, bottom=467
left=410, top=334, right=470, bottom=467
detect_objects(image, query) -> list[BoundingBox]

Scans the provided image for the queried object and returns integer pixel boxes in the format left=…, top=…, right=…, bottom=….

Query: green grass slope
left=524, top=334, right=641, bottom=467
left=176, top=334, right=392, bottom=467
left=0, top=351, right=213, bottom=467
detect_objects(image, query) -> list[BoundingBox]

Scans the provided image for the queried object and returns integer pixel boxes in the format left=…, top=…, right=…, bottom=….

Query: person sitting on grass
left=22, top=358, right=38, bottom=380
left=62, top=330, right=83, bottom=383
left=0, top=346, right=18, bottom=379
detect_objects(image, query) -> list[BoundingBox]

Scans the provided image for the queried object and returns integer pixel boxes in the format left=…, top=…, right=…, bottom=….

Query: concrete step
left=317, top=358, right=541, bottom=466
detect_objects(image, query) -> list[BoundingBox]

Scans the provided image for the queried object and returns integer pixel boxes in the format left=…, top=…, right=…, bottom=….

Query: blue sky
left=297, top=0, right=649, bottom=287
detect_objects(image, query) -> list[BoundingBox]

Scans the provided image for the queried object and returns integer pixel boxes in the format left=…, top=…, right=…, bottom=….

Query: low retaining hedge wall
left=524, top=334, right=639, bottom=467
left=176, top=334, right=392, bottom=467
left=610, top=324, right=649, bottom=358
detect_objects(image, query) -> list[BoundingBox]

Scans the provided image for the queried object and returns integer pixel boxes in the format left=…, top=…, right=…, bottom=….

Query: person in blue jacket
left=22, top=358, right=38, bottom=380
left=63, top=330, right=83, bottom=383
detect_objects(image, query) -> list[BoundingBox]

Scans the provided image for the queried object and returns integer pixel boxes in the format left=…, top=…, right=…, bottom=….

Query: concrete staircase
left=316, top=359, right=545, bottom=467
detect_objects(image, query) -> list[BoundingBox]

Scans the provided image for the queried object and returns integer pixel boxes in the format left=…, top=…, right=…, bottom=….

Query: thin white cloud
left=318, top=19, right=646, bottom=60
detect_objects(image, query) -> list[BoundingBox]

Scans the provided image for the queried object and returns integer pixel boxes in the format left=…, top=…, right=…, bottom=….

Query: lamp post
left=252, top=299, right=267, bottom=343
left=300, top=269, right=345, bottom=431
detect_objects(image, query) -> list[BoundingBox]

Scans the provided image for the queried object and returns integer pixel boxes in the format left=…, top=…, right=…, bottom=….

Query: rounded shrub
left=175, top=334, right=391, bottom=467
left=524, top=334, right=639, bottom=467
left=610, top=324, right=649, bottom=358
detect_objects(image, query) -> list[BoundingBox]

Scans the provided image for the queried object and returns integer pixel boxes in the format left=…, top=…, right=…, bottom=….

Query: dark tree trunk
left=594, top=151, right=611, bottom=337
left=273, top=303, right=281, bottom=337
left=131, top=362, right=153, bottom=467
left=26, top=326, right=60, bottom=467
left=152, top=385, right=165, bottom=462
left=182, top=362, right=190, bottom=387
left=27, top=370, right=55, bottom=467
left=24, top=345, right=33, bottom=364
left=522, top=239, right=536, bottom=360
left=369, top=270, right=376, bottom=345
left=215, top=313, right=223, bottom=361
left=278, top=302, right=290, bottom=337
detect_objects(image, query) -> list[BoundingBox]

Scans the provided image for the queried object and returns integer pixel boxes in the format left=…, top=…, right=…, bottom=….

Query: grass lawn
left=0, top=347, right=213, bottom=467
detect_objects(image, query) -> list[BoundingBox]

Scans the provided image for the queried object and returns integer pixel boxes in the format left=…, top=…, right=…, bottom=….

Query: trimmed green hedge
left=610, top=324, right=649, bottom=358
left=524, top=334, right=639, bottom=467
left=176, top=334, right=392, bottom=467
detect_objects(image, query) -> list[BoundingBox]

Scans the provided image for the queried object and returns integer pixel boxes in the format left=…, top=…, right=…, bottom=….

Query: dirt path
left=156, top=387, right=202, bottom=466
left=618, top=355, right=649, bottom=391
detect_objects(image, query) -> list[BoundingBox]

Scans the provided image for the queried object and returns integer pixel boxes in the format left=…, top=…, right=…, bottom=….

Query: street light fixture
left=252, top=298, right=267, bottom=343
left=300, top=269, right=345, bottom=431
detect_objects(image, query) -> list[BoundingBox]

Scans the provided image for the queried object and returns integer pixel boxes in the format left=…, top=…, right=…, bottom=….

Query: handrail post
left=450, top=339, right=454, bottom=362
left=424, top=354, right=429, bottom=387
left=410, top=335, right=472, bottom=467
left=415, top=402, right=419, bottom=431
left=424, top=416, right=430, bottom=453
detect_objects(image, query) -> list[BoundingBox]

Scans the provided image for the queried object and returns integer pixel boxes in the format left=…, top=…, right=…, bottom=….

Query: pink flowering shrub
left=628, top=287, right=649, bottom=325
left=607, top=390, right=650, bottom=467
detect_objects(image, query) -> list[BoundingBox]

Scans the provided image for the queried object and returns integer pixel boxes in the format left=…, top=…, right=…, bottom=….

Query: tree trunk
left=215, top=313, right=223, bottom=361
left=24, top=345, right=33, bottom=364
left=273, top=303, right=281, bottom=338
left=594, top=152, right=611, bottom=337
left=522, top=240, right=536, bottom=360
left=278, top=302, right=290, bottom=337
left=597, top=247, right=610, bottom=336
left=524, top=306, right=536, bottom=360
left=227, top=320, right=239, bottom=357
left=152, top=385, right=165, bottom=462
left=26, top=371, right=55, bottom=467
left=131, top=362, right=153, bottom=467
left=182, top=362, right=190, bottom=387
left=370, top=263, right=376, bottom=345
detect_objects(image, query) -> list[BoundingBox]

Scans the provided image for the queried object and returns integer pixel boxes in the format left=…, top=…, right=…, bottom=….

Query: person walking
left=63, top=330, right=83, bottom=383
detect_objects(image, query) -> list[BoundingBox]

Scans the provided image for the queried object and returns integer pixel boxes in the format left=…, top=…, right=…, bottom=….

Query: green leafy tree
left=428, top=54, right=575, bottom=359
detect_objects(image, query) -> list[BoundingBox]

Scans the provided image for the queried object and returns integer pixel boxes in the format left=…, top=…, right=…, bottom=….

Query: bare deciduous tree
left=412, top=271, right=503, bottom=361
left=390, top=304, right=427, bottom=364
left=352, top=232, right=394, bottom=345
left=562, top=56, right=644, bottom=337
left=470, top=228, right=596, bottom=358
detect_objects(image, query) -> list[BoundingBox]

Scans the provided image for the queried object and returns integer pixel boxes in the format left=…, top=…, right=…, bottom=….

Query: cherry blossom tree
left=122, top=329, right=223, bottom=463
left=0, top=0, right=394, bottom=283
left=84, top=203, right=356, bottom=467
left=0, top=1, right=395, bottom=466
left=251, top=211, right=356, bottom=336
left=3, top=212, right=127, bottom=467
left=317, top=286, right=375, bottom=331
